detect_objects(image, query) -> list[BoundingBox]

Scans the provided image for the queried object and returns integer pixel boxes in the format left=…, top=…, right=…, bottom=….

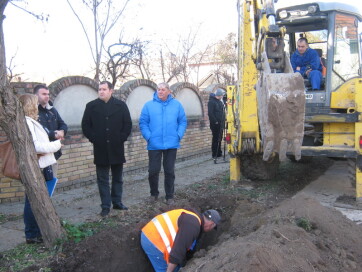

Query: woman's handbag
left=0, top=141, right=20, bottom=180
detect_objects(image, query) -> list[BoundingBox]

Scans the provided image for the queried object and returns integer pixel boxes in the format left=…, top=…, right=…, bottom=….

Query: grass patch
left=62, top=221, right=95, bottom=243
left=61, top=218, right=119, bottom=243
left=0, top=218, right=122, bottom=271
left=0, top=243, right=53, bottom=272
left=0, top=213, right=22, bottom=224
left=296, top=217, right=312, bottom=232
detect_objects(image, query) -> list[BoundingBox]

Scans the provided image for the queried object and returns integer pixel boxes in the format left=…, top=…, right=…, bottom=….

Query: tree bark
left=0, top=0, right=65, bottom=247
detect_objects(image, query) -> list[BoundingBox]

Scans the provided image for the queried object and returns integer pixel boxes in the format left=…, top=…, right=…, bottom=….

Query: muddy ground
left=9, top=157, right=362, bottom=271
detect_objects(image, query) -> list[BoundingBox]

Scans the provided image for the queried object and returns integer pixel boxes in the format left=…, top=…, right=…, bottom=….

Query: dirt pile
left=185, top=193, right=362, bottom=272
left=17, top=157, right=362, bottom=272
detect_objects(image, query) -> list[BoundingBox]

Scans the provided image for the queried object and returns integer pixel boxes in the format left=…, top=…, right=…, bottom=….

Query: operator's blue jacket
left=291, top=47, right=322, bottom=76
left=139, top=92, right=187, bottom=150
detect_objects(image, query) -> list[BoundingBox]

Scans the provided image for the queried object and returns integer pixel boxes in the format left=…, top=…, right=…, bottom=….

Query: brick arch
left=170, top=82, right=204, bottom=118
left=48, top=76, right=98, bottom=101
left=118, top=79, right=157, bottom=101
left=120, top=79, right=157, bottom=121
left=48, top=76, right=98, bottom=129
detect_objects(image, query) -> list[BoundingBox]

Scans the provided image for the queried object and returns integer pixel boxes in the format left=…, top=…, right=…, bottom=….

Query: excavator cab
left=274, top=3, right=362, bottom=150
left=276, top=3, right=361, bottom=108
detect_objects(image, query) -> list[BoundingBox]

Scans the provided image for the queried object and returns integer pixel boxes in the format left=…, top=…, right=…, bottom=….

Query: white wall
left=54, top=84, right=98, bottom=128
left=126, top=85, right=155, bottom=121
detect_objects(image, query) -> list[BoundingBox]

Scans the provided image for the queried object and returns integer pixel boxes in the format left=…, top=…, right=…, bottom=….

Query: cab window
left=331, top=13, right=360, bottom=90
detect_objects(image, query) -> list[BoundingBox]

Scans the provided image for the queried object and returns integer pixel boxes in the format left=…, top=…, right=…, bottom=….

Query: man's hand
left=305, top=69, right=312, bottom=77
left=55, top=130, right=65, bottom=140
left=296, top=66, right=301, bottom=71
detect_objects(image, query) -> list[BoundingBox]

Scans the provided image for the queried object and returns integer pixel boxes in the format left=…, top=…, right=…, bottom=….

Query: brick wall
left=0, top=78, right=214, bottom=203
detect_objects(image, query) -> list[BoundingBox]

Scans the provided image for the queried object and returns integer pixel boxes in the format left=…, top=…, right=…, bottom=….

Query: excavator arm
left=227, top=0, right=305, bottom=182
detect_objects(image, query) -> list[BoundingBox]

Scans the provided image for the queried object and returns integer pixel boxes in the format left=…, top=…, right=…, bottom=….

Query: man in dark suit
left=82, top=81, right=132, bottom=217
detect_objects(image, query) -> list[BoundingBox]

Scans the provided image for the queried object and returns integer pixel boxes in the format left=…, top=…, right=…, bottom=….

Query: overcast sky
left=4, top=0, right=238, bottom=83
left=3, top=0, right=361, bottom=84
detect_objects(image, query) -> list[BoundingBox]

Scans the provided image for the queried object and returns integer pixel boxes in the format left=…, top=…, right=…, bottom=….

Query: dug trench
left=21, top=158, right=362, bottom=271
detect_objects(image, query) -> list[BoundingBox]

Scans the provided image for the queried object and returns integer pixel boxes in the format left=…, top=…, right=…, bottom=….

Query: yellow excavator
left=226, top=0, right=362, bottom=202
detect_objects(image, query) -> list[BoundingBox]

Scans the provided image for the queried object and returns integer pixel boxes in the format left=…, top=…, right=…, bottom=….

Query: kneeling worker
left=141, top=208, right=221, bottom=272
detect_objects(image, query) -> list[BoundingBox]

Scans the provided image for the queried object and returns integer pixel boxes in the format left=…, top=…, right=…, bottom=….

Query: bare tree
left=159, top=49, right=184, bottom=84
left=156, top=31, right=236, bottom=87
left=7, top=50, right=24, bottom=82
left=0, top=0, right=65, bottom=247
left=102, top=39, right=149, bottom=87
left=191, top=44, right=212, bottom=87
left=131, top=41, right=153, bottom=81
left=212, top=32, right=237, bottom=84
left=66, top=0, right=130, bottom=82
left=157, top=29, right=200, bottom=84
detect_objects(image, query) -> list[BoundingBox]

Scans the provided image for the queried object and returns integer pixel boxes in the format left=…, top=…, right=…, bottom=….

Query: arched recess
left=171, top=82, right=203, bottom=119
left=120, top=79, right=157, bottom=121
left=49, top=76, right=98, bottom=129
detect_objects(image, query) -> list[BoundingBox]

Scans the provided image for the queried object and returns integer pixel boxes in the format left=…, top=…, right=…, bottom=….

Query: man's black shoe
left=100, top=208, right=110, bottom=217
left=113, top=203, right=128, bottom=210
left=26, top=237, right=43, bottom=244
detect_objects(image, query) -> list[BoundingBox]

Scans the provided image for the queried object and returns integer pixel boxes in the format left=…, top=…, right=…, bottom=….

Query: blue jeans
left=308, top=70, right=323, bottom=90
left=141, top=232, right=180, bottom=272
left=23, top=172, right=55, bottom=239
left=148, top=149, right=177, bottom=200
left=96, top=164, right=124, bottom=210
left=24, top=196, right=41, bottom=239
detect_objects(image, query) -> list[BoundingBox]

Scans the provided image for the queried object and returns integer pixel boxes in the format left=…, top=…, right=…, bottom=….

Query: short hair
left=99, top=81, right=113, bottom=90
left=297, top=37, right=309, bottom=44
left=33, top=84, right=48, bottom=94
left=19, top=94, right=38, bottom=120
left=157, top=82, right=170, bottom=90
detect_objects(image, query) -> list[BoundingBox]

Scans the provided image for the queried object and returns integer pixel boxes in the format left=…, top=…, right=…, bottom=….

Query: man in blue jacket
left=139, top=82, right=187, bottom=205
left=291, top=38, right=322, bottom=90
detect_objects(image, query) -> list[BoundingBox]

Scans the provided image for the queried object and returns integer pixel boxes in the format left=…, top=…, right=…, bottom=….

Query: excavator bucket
left=256, top=52, right=305, bottom=162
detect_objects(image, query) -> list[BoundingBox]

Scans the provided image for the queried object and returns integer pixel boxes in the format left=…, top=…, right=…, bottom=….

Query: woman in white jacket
left=19, top=94, right=61, bottom=244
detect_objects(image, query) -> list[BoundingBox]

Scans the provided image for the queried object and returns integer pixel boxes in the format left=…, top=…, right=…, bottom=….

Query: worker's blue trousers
left=307, top=70, right=323, bottom=90
left=141, top=232, right=181, bottom=272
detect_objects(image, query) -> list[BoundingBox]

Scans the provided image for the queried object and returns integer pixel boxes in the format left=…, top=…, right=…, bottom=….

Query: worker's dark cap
left=203, top=209, right=221, bottom=228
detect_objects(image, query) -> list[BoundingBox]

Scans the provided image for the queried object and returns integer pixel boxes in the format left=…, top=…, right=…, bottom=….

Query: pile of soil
left=21, top=158, right=362, bottom=271
left=185, top=193, right=362, bottom=271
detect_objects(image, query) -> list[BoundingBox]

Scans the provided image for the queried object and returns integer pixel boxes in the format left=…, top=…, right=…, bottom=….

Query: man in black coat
left=82, top=81, right=132, bottom=217
left=34, top=84, right=68, bottom=178
left=208, top=89, right=225, bottom=159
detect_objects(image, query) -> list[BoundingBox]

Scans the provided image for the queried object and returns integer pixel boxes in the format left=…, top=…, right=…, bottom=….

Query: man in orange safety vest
left=141, top=208, right=221, bottom=272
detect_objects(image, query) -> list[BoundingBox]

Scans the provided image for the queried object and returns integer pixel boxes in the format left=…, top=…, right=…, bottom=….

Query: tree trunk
left=0, top=0, right=65, bottom=247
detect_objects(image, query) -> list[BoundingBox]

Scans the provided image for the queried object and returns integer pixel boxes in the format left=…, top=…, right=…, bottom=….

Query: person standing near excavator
left=208, top=88, right=225, bottom=159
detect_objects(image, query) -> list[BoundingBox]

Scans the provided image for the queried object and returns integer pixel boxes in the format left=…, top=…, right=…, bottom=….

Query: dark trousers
left=23, top=166, right=54, bottom=239
left=210, top=123, right=223, bottom=158
left=148, top=149, right=177, bottom=200
left=24, top=196, right=41, bottom=239
left=96, top=164, right=124, bottom=210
